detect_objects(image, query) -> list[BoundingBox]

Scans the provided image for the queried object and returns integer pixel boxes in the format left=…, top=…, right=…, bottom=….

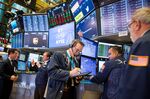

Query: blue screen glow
left=49, top=22, right=75, bottom=48
left=80, top=56, right=97, bottom=75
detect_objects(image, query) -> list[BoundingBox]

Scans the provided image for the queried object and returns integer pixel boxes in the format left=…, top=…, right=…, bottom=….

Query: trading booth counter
left=10, top=72, right=36, bottom=99
left=76, top=80, right=103, bottom=99
left=10, top=72, right=103, bottom=99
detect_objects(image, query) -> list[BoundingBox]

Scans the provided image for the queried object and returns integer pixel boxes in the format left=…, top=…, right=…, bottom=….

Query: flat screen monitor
left=24, top=32, right=48, bottom=48
left=81, top=38, right=98, bottom=58
left=98, top=42, right=121, bottom=58
left=11, top=33, right=23, bottom=48
left=100, top=0, right=150, bottom=36
left=98, top=60, right=105, bottom=72
left=18, top=61, right=26, bottom=71
left=70, top=0, right=95, bottom=23
left=19, top=53, right=26, bottom=61
left=98, top=0, right=121, bottom=7
left=28, top=53, right=39, bottom=62
left=23, top=14, right=48, bottom=32
left=47, top=3, right=73, bottom=28
left=76, top=11, right=98, bottom=39
left=80, top=56, right=97, bottom=75
left=49, top=22, right=75, bottom=48
left=123, top=44, right=131, bottom=60
left=10, top=20, right=20, bottom=33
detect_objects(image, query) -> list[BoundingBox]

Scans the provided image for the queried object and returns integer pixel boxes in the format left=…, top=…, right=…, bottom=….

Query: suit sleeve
left=47, top=52, right=70, bottom=82
left=91, top=61, right=113, bottom=84
left=0, top=61, right=11, bottom=79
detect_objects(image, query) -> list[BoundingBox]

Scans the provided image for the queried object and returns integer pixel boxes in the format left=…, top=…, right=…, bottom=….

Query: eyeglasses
left=74, top=47, right=82, bottom=53
left=128, top=21, right=135, bottom=28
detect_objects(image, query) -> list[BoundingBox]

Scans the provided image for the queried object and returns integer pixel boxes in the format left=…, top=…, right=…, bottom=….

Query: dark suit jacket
left=0, top=58, right=17, bottom=99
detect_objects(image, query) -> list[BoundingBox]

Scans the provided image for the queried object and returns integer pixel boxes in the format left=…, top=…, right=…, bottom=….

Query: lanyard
left=66, top=50, right=75, bottom=69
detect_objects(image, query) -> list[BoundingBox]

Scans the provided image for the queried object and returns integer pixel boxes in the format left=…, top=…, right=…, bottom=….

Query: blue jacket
left=118, top=30, right=150, bottom=99
left=91, top=56, right=126, bottom=99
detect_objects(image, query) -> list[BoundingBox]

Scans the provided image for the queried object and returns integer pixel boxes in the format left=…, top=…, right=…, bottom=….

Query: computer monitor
left=49, top=22, right=75, bottom=48
left=98, top=42, right=121, bottom=58
left=18, top=61, right=26, bottom=71
left=81, top=38, right=98, bottom=58
left=80, top=56, right=97, bottom=76
left=23, top=14, right=48, bottom=32
left=70, top=0, right=95, bottom=23
left=19, top=53, right=26, bottom=61
left=11, top=33, right=23, bottom=48
left=28, top=53, right=39, bottom=62
left=98, top=60, right=105, bottom=72
left=100, top=0, right=150, bottom=36
left=47, top=3, right=73, bottom=28
left=10, top=20, right=20, bottom=33
left=24, top=32, right=48, bottom=48
left=76, top=11, right=98, bottom=39
left=123, top=44, right=131, bottom=60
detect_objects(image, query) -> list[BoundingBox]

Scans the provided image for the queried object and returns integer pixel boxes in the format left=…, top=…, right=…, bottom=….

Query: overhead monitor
left=81, top=38, right=98, bottom=58
left=49, top=22, right=75, bottom=48
left=28, top=53, right=39, bottom=62
left=18, top=61, right=26, bottom=71
left=24, top=32, right=48, bottom=48
left=11, top=33, right=23, bottom=48
left=10, top=20, right=20, bottom=33
left=98, top=0, right=121, bottom=7
left=70, top=0, right=95, bottom=23
left=76, top=11, right=98, bottom=39
left=23, top=14, right=48, bottom=32
left=100, top=0, right=150, bottom=36
left=47, top=3, right=73, bottom=28
left=80, top=56, right=97, bottom=76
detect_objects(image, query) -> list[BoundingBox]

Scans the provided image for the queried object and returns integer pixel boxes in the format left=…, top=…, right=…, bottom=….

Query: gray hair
left=132, top=7, right=150, bottom=24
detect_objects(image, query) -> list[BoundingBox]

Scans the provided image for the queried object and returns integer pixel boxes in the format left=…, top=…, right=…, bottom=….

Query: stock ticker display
left=100, top=0, right=150, bottom=35
left=47, top=3, right=73, bottom=28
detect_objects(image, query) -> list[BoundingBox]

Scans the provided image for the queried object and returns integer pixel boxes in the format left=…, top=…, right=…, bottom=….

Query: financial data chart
left=24, top=32, right=48, bottom=48
left=76, top=11, right=98, bottom=39
left=11, top=33, right=23, bottom=48
left=100, top=0, right=150, bottom=35
left=23, top=14, right=48, bottom=32
left=70, top=0, right=95, bottom=23
left=47, top=3, right=73, bottom=28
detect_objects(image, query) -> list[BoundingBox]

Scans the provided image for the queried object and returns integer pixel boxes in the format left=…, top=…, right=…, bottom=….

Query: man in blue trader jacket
left=90, top=46, right=126, bottom=99
left=118, top=7, right=150, bottom=99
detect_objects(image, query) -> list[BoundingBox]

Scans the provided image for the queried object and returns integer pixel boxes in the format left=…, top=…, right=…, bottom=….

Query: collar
left=66, top=50, right=71, bottom=58
left=143, top=29, right=150, bottom=36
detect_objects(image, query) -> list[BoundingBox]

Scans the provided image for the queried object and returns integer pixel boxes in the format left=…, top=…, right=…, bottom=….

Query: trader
left=90, top=46, right=126, bottom=99
left=34, top=51, right=52, bottom=99
left=118, top=7, right=150, bottom=99
left=46, top=39, right=84, bottom=99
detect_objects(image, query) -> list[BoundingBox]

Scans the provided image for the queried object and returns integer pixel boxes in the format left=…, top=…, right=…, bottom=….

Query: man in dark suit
left=34, top=51, right=52, bottom=99
left=0, top=48, right=19, bottom=99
